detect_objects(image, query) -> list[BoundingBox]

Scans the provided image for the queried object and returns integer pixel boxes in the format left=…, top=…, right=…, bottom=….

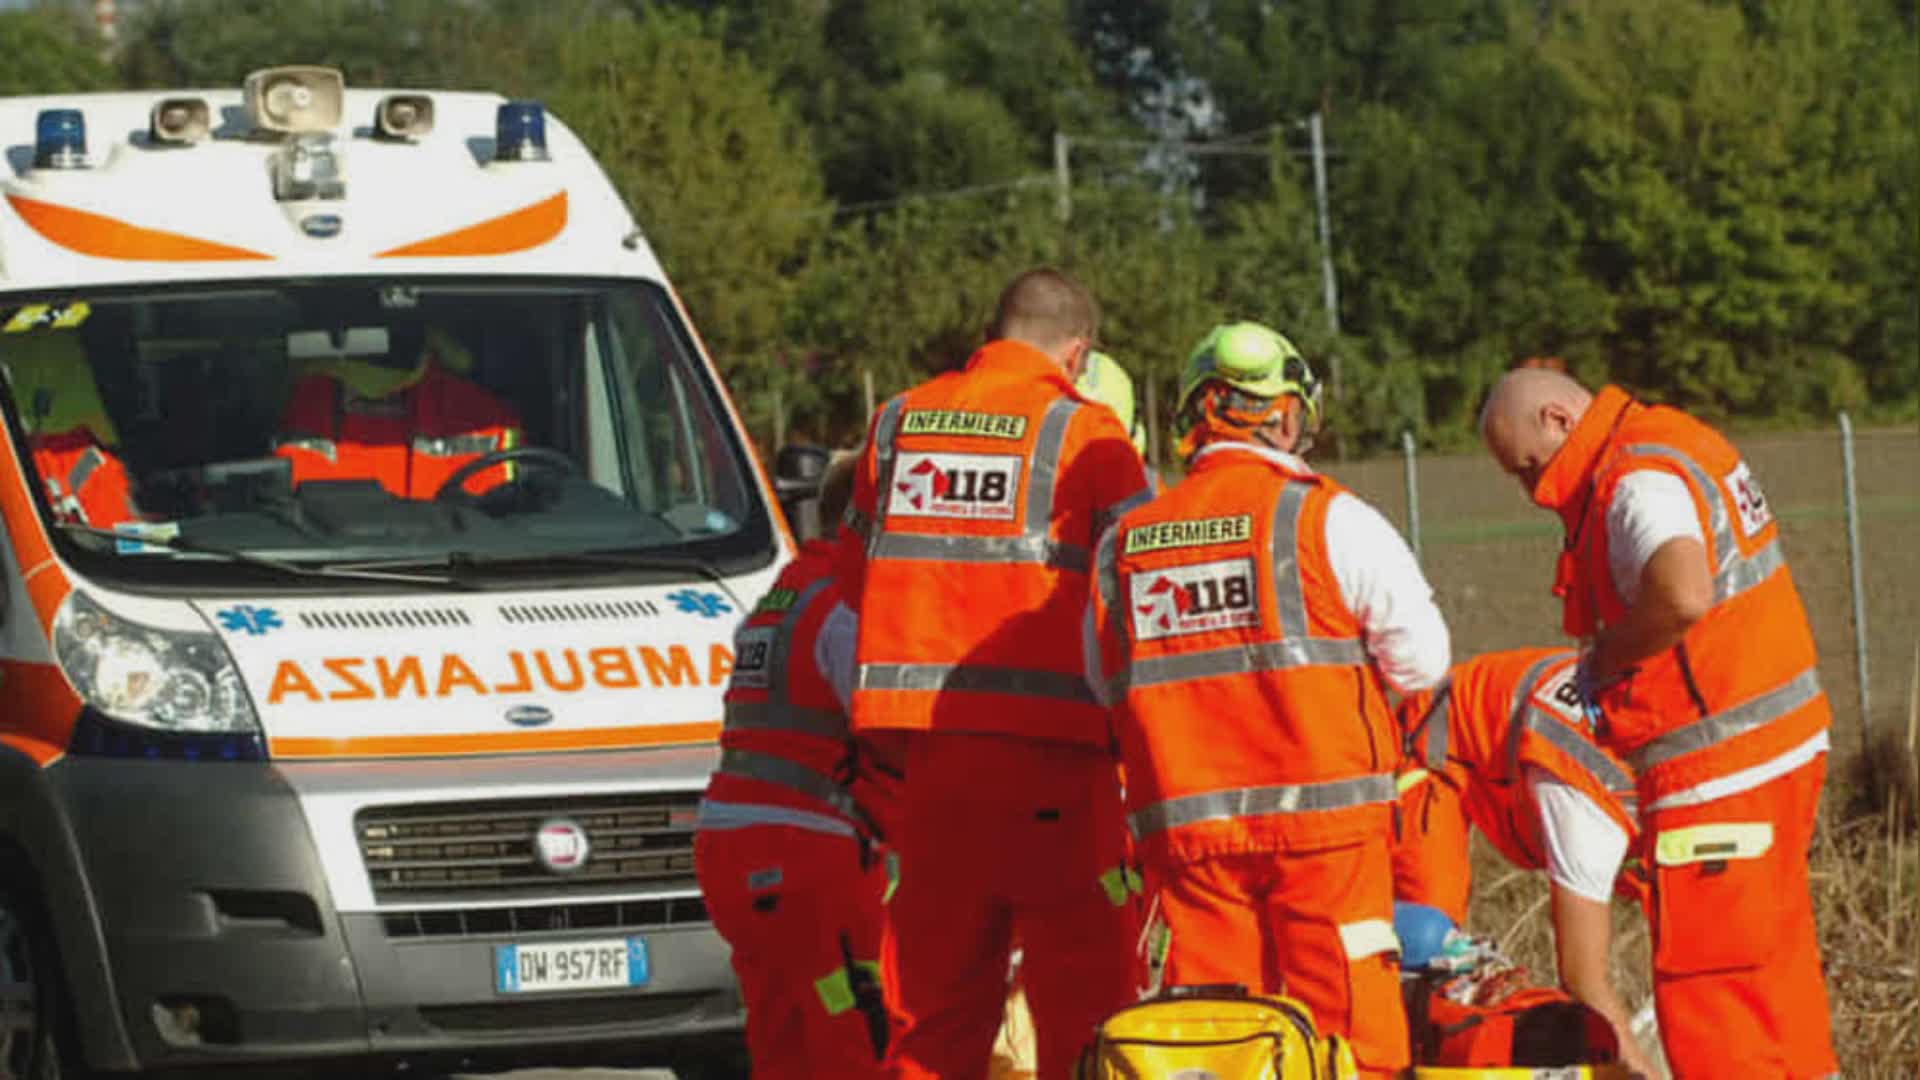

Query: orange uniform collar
left=966, top=338, right=1075, bottom=391
left=1531, top=384, right=1636, bottom=515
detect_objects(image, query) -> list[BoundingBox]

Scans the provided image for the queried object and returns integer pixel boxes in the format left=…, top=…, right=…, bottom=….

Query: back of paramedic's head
left=988, top=268, right=1098, bottom=376
left=818, top=450, right=859, bottom=533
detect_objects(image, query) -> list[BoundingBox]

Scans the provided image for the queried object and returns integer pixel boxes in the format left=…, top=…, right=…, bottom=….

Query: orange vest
left=1090, top=445, right=1398, bottom=861
left=32, top=429, right=136, bottom=528
left=1400, top=648, right=1638, bottom=876
left=1533, top=386, right=1830, bottom=796
left=847, top=340, right=1151, bottom=746
left=275, top=364, right=521, bottom=500
left=704, top=541, right=867, bottom=828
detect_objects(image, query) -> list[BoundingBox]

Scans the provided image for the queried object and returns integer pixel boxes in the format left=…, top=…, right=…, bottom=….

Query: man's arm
left=1324, top=493, right=1451, bottom=693
left=1550, top=886, right=1657, bottom=1078
left=833, top=412, right=886, bottom=606
left=1585, top=470, right=1713, bottom=682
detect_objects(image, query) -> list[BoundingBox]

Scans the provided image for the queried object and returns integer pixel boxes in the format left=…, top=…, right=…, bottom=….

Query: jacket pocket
left=1650, top=820, right=1781, bottom=975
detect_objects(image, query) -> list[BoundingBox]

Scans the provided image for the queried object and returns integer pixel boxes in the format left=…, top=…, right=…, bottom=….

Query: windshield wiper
left=330, top=548, right=737, bottom=600
left=55, top=524, right=475, bottom=590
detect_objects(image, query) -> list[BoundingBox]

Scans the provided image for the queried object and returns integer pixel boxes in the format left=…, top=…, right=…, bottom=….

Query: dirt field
left=1328, top=424, right=1920, bottom=1076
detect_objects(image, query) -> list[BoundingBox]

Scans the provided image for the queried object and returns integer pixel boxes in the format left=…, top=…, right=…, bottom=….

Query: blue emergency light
left=495, top=101, right=549, bottom=162
left=34, top=108, right=88, bottom=169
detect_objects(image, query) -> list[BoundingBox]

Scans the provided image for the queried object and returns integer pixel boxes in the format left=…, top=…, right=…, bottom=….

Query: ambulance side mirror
left=773, top=443, right=830, bottom=541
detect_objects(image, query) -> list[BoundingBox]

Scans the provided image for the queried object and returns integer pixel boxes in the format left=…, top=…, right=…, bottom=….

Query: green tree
left=0, top=7, right=115, bottom=95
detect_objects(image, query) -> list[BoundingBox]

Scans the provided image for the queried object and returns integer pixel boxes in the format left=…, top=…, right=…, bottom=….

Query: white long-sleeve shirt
left=1088, top=442, right=1451, bottom=699
left=1605, top=470, right=1829, bottom=812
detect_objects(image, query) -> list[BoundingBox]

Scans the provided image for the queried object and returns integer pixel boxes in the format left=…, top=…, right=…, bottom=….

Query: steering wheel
left=433, top=446, right=579, bottom=502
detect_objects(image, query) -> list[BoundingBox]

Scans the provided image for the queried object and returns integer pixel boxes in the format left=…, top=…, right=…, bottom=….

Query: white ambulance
left=0, top=67, right=813, bottom=1077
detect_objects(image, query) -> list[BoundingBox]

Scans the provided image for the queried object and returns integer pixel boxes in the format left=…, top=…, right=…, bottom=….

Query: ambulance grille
left=380, top=895, right=709, bottom=939
left=298, top=607, right=472, bottom=631
left=356, top=792, right=700, bottom=902
left=499, top=599, right=662, bottom=624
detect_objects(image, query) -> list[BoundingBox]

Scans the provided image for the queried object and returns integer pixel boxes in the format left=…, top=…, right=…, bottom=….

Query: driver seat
left=274, top=326, right=525, bottom=500
left=1, top=331, right=140, bottom=528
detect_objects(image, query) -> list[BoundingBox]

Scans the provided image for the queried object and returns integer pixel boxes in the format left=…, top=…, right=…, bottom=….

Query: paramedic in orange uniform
left=1088, top=322, right=1450, bottom=1078
left=1481, top=366, right=1837, bottom=1079
left=3, top=329, right=139, bottom=527
left=274, top=325, right=522, bottom=499
left=1393, top=647, right=1657, bottom=1077
left=839, top=268, right=1152, bottom=1079
left=695, top=455, right=892, bottom=1079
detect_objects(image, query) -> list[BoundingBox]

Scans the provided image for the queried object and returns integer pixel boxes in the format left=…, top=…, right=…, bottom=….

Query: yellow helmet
left=1173, top=322, right=1322, bottom=450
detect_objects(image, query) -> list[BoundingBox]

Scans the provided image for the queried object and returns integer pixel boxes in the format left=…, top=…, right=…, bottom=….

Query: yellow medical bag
left=1075, top=985, right=1358, bottom=1080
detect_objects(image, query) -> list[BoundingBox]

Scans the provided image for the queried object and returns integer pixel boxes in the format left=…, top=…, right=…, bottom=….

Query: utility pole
left=1309, top=111, right=1343, bottom=406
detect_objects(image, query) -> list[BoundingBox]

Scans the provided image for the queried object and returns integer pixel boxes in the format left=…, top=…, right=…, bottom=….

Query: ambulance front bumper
left=47, top=749, right=741, bottom=1070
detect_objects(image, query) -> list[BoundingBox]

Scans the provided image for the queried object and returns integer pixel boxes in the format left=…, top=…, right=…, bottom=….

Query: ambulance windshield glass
left=0, top=280, right=774, bottom=581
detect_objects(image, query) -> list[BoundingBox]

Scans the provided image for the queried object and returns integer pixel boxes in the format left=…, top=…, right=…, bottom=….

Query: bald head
left=988, top=267, right=1098, bottom=374
left=1480, top=367, right=1594, bottom=497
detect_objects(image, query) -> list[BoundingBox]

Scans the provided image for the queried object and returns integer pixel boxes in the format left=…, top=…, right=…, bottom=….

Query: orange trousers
left=881, top=733, right=1140, bottom=1080
left=694, top=822, right=889, bottom=1080
left=1646, top=756, right=1836, bottom=1079
left=1390, top=773, right=1473, bottom=926
left=1147, top=835, right=1410, bottom=1078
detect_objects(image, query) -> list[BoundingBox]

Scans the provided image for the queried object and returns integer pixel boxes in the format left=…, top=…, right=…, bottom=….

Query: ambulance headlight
left=54, top=591, right=258, bottom=735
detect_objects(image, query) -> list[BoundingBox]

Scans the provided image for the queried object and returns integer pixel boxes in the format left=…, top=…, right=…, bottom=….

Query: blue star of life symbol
left=216, top=605, right=283, bottom=636
left=667, top=589, right=733, bottom=619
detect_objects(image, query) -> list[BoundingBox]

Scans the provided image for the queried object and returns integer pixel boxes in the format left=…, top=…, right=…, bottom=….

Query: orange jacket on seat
left=31, top=429, right=136, bottom=528
left=843, top=339, right=1151, bottom=747
left=1089, top=448, right=1399, bottom=863
left=1394, top=648, right=1641, bottom=916
left=275, top=362, right=522, bottom=500
left=1531, top=386, right=1830, bottom=797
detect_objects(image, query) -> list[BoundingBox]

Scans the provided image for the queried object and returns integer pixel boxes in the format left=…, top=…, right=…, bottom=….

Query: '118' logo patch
left=1130, top=558, right=1260, bottom=640
left=888, top=452, right=1021, bottom=521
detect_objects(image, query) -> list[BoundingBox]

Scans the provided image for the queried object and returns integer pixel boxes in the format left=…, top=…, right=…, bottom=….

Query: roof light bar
left=34, top=109, right=88, bottom=170
left=494, top=102, right=549, bottom=162
left=271, top=133, right=345, bottom=201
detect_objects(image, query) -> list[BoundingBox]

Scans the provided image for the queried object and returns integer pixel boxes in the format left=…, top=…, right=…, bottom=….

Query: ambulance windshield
left=0, top=279, right=775, bottom=585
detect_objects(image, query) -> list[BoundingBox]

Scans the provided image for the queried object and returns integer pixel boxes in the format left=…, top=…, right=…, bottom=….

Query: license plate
left=493, top=937, right=649, bottom=994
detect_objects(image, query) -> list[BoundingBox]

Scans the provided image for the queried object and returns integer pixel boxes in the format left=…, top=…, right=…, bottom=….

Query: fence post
left=1839, top=412, right=1873, bottom=752
left=772, top=383, right=786, bottom=450
left=1401, top=429, right=1422, bottom=563
left=863, top=368, right=877, bottom=423
left=1144, top=375, right=1160, bottom=475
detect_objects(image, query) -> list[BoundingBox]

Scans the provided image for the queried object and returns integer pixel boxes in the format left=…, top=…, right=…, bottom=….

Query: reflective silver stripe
left=1504, top=654, right=1572, bottom=779
left=843, top=504, right=871, bottom=539
left=275, top=435, right=337, bottom=462
left=725, top=578, right=842, bottom=737
left=1114, top=638, right=1369, bottom=693
left=1418, top=682, right=1452, bottom=770
left=412, top=432, right=501, bottom=457
left=857, top=662, right=1095, bottom=704
left=1625, top=444, right=1786, bottom=604
left=1129, top=773, right=1398, bottom=836
left=67, top=446, right=104, bottom=493
left=1627, top=667, right=1824, bottom=772
left=1024, top=397, right=1080, bottom=535
left=865, top=396, right=909, bottom=549
left=1094, top=486, right=1154, bottom=540
left=869, top=532, right=1090, bottom=572
left=1270, top=480, right=1313, bottom=638
left=1089, top=528, right=1124, bottom=703
left=716, top=747, right=864, bottom=825
left=723, top=701, right=847, bottom=739
left=1522, top=709, right=1633, bottom=793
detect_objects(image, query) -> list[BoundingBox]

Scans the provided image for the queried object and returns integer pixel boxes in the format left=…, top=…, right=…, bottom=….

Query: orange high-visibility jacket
left=275, top=363, right=521, bottom=500
left=705, top=540, right=868, bottom=828
left=32, top=429, right=136, bottom=528
left=1089, top=447, right=1398, bottom=862
left=1532, top=387, right=1830, bottom=797
left=843, top=340, right=1151, bottom=746
left=1400, top=648, right=1639, bottom=876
